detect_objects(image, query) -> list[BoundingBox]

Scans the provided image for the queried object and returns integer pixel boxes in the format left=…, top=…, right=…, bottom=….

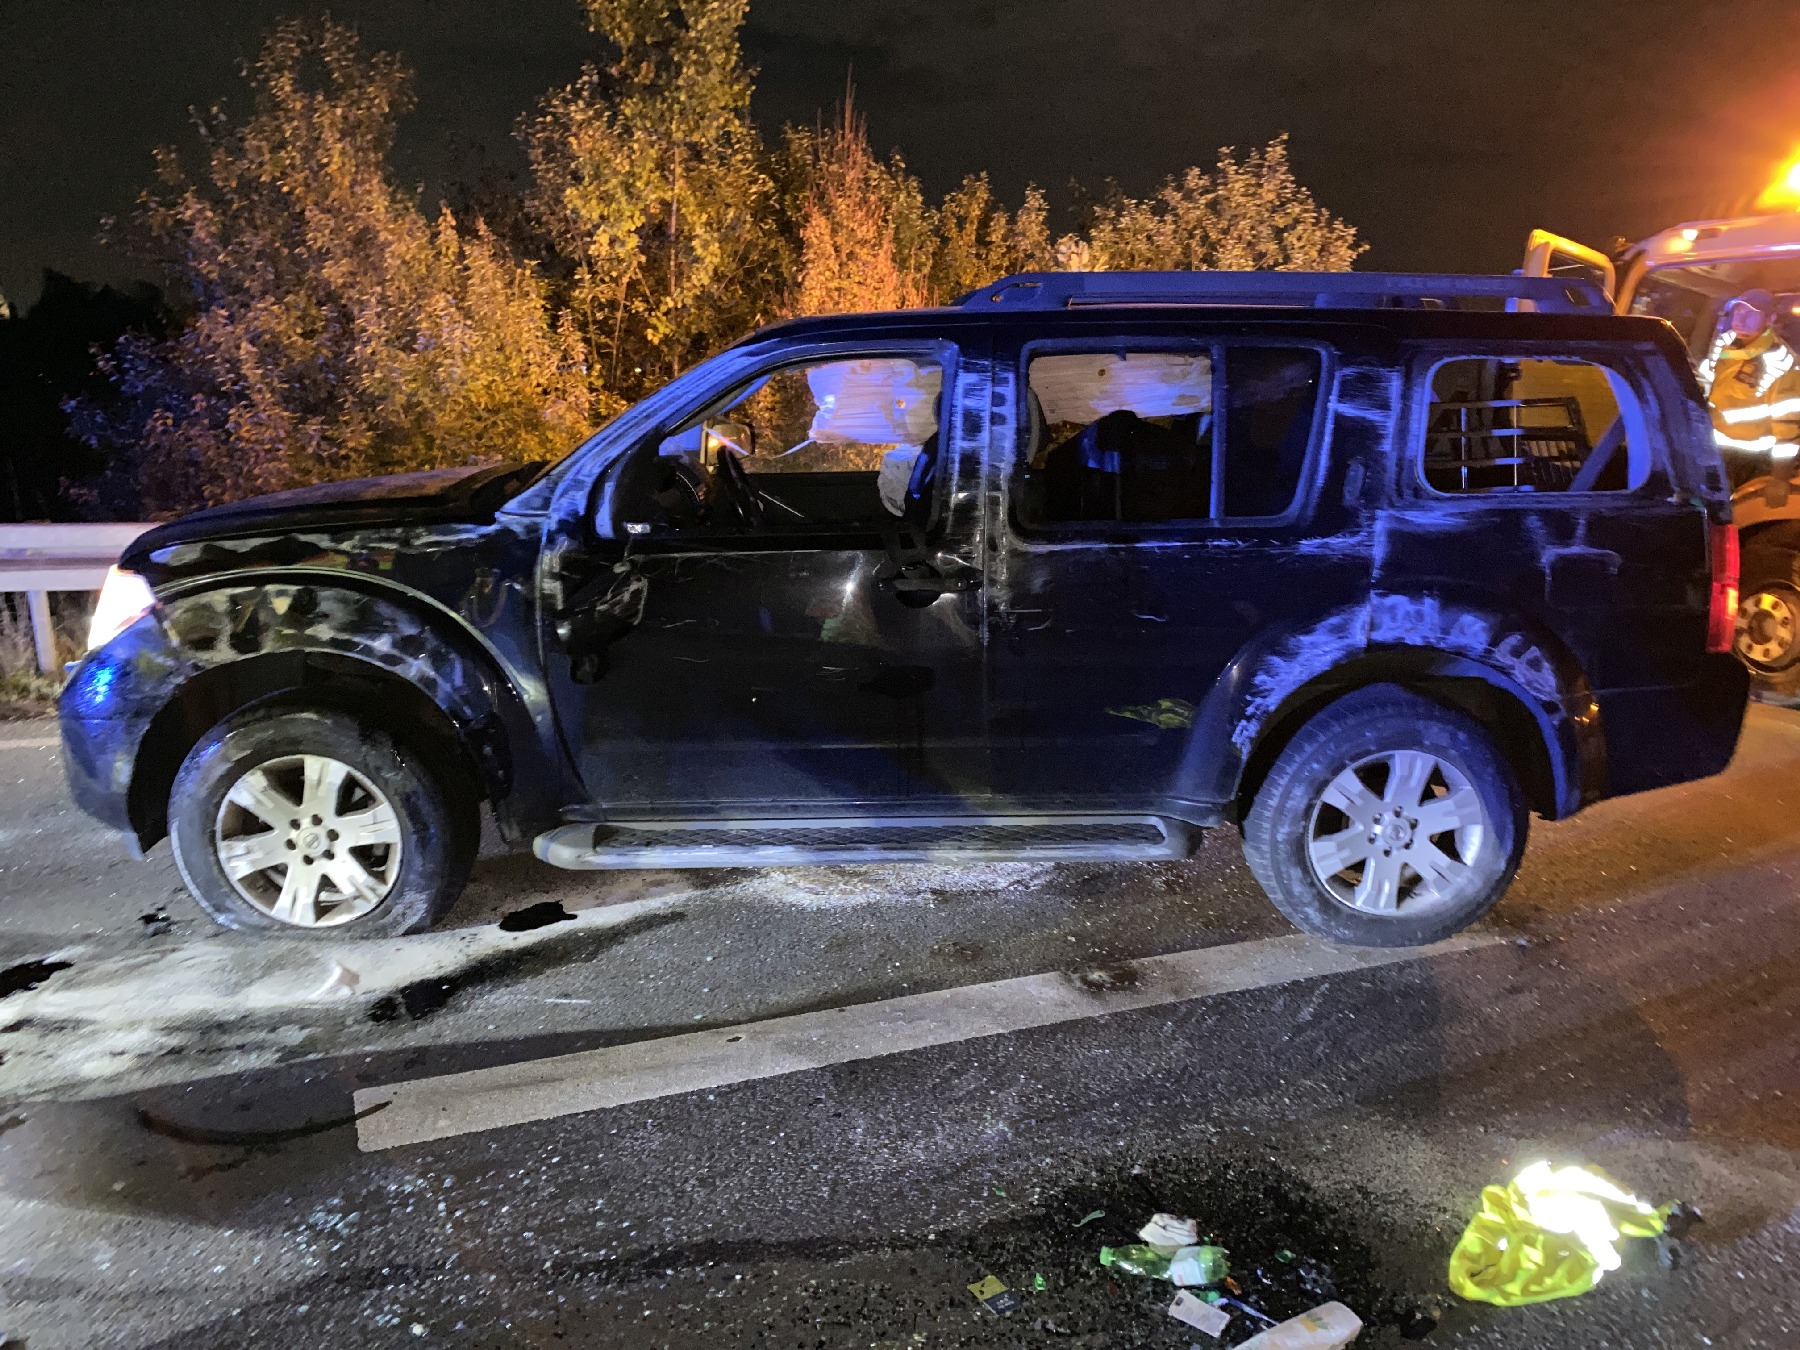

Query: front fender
left=62, top=581, right=564, bottom=847
left=1174, top=593, right=1605, bottom=819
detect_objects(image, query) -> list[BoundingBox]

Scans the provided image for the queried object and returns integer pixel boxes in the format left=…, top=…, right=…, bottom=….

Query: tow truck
left=1526, top=206, right=1800, bottom=697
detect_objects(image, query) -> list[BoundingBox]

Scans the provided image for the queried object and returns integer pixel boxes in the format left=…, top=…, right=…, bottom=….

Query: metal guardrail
left=0, top=523, right=155, bottom=674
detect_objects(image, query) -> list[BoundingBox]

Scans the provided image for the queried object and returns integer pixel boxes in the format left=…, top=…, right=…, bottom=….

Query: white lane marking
left=355, top=930, right=1501, bottom=1151
left=0, top=732, right=59, bottom=750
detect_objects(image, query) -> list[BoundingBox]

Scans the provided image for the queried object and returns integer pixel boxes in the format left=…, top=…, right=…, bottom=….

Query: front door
left=546, top=340, right=989, bottom=816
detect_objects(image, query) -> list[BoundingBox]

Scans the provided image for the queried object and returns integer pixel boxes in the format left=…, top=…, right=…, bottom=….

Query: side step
left=533, top=815, right=1195, bottom=870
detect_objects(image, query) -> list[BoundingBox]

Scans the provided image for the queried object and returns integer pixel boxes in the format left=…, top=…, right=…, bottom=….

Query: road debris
left=0, top=959, right=71, bottom=998
left=1073, top=1208, right=1106, bottom=1228
left=138, top=908, right=174, bottom=935
left=1168, top=1289, right=1232, bottom=1337
left=309, top=963, right=360, bottom=999
left=1449, top=1161, right=1679, bottom=1306
left=967, top=1274, right=1020, bottom=1315
left=497, top=901, right=577, bottom=932
left=1170, top=1245, right=1230, bottom=1287
left=1099, top=1242, right=1229, bottom=1286
left=1221, top=1294, right=1279, bottom=1325
left=1140, top=1212, right=1201, bottom=1246
left=1234, top=1301, right=1363, bottom=1348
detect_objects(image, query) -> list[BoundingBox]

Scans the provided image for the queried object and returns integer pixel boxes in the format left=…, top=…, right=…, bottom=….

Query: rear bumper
left=1594, top=654, right=1750, bottom=798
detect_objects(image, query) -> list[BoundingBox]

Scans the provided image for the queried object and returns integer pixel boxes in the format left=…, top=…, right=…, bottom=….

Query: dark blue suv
left=61, top=271, right=1748, bottom=946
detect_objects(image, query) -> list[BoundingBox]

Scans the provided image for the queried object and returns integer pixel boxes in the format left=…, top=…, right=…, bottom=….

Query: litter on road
left=1449, top=1161, right=1681, bottom=1306
left=1140, top=1211, right=1202, bottom=1247
left=966, top=1274, right=1020, bottom=1315
left=1100, top=1241, right=1229, bottom=1286
left=1233, top=1300, right=1363, bottom=1348
left=1168, top=1288, right=1233, bottom=1336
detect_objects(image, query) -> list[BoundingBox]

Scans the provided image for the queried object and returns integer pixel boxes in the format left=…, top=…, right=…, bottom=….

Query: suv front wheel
left=1242, top=685, right=1527, bottom=947
left=169, top=707, right=476, bottom=937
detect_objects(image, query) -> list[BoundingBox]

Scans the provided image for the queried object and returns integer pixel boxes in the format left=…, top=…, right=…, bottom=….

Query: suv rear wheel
left=1242, top=684, right=1527, bottom=947
left=169, top=707, right=476, bottom=937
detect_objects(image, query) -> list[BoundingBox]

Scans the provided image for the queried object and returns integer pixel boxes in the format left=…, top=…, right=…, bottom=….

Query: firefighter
left=1708, top=289, right=1800, bottom=474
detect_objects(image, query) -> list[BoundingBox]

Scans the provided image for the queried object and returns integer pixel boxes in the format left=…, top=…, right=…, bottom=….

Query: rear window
left=1422, top=355, right=1647, bottom=494
left=1018, top=346, right=1322, bottom=527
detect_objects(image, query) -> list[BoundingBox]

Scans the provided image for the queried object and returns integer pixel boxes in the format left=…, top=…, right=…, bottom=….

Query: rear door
left=984, top=321, right=1371, bottom=815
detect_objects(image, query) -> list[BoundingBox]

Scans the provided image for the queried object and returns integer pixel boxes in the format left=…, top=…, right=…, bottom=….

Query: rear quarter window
left=1420, top=354, right=1650, bottom=495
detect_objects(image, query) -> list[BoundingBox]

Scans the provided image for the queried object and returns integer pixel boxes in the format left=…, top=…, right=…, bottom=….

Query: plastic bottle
left=1167, top=1245, right=1230, bottom=1287
left=1234, top=1301, right=1363, bottom=1349
left=1098, top=1244, right=1229, bottom=1287
left=1098, top=1244, right=1174, bottom=1280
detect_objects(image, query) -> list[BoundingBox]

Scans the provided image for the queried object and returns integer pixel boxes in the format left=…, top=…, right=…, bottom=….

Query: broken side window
left=1422, top=356, right=1647, bottom=495
left=652, top=356, right=944, bottom=531
left=1017, top=346, right=1320, bottom=526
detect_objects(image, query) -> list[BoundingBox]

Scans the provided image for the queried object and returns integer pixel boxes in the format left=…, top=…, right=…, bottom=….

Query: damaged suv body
left=61, top=271, right=1748, bottom=946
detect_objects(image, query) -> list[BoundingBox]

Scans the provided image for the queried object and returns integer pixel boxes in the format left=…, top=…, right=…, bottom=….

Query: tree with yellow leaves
left=75, top=18, right=592, bottom=516
left=524, top=0, right=783, bottom=404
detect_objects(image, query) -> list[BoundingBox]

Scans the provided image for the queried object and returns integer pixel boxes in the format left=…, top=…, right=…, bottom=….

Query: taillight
left=1707, top=522, right=1739, bottom=654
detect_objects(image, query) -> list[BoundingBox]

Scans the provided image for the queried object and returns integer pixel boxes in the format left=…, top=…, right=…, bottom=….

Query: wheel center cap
left=1381, top=817, right=1415, bottom=848
left=299, top=830, right=324, bottom=853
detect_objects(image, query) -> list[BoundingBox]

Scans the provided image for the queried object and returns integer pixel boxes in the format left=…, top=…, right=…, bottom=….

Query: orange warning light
left=1757, top=147, right=1800, bottom=210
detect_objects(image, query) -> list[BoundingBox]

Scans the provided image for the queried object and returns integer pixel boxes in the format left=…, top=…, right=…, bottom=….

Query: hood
left=123, top=462, right=546, bottom=564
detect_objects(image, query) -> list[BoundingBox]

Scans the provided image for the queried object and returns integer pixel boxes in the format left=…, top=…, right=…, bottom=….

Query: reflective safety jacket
left=1709, top=329, right=1800, bottom=453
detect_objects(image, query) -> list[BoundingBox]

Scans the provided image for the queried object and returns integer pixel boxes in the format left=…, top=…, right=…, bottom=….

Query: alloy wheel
left=1306, top=749, right=1489, bottom=916
left=213, top=754, right=403, bottom=927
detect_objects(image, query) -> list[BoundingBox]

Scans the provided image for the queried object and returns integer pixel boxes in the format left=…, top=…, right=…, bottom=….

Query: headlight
left=86, top=566, right=156, bottom=652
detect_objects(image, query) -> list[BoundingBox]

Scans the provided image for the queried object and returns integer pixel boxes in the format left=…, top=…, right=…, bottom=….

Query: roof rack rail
left=957, top=270, right=1612, bottom=315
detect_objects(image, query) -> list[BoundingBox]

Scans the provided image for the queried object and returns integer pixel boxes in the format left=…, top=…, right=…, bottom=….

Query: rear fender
left=1178, top=593, right=1605, bottom=820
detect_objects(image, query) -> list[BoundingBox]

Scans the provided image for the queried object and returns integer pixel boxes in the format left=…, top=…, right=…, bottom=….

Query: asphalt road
left=0, top=707, right=1797, bottom=1348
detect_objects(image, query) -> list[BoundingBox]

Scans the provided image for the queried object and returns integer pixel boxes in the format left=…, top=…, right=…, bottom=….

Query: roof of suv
left=738, top=290, right=1693, bottom=367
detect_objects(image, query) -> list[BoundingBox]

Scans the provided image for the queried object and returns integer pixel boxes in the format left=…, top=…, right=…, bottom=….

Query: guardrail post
left=26, top=589, right=56, bottom=675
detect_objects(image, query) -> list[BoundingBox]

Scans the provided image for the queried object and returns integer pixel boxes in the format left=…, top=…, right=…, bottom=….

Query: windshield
left=1629, top=259, right=1800, bottom=361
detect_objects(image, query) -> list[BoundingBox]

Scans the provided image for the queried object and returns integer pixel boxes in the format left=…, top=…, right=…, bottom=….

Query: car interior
left=1422, top=356, right=1644, bottom=495
left=640, top=357, right=944, bottom=535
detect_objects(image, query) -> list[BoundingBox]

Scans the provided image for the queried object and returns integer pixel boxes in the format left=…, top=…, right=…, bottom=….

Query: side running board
left=533, top=815, right=1195, bottom=870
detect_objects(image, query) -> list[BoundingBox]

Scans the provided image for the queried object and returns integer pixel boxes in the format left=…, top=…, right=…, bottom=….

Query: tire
left=169, top=706, right=476, bottom=938
left=1242, top=684, right=1527, bottom=947
left=1735, top=543, right=1800, bottom=703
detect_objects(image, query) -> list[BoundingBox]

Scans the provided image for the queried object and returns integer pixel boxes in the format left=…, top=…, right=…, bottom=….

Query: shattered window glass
left=1018, top=347, right=1319, bottom=525
left=1423, top=357, right=1645, bottom=495
left=652, top=356, right=944, bottom=530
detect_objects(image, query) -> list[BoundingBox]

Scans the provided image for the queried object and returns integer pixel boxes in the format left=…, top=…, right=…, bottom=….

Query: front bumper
left=57, top=613, right=191, bottom=849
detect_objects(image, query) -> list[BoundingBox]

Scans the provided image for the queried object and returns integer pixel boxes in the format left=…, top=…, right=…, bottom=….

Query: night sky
left=6, top=0, right=1800, bottom=309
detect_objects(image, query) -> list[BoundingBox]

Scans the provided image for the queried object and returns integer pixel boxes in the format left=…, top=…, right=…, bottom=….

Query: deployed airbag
left=807, top=359, right=942, bottom=445
left=1031, top=353, right=1213, bottom=424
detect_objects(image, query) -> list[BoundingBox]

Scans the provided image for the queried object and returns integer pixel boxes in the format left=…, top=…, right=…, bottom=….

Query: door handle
left=875, top=559, right=980, bottom=608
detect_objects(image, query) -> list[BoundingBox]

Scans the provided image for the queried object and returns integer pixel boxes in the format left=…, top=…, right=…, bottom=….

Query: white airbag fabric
left=1031, top=353, right=1213, bottom=424
left=807, top=359, right=942, bottom=445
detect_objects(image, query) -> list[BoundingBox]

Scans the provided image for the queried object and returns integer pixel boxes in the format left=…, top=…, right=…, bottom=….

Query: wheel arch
left=124, top=580, right=563, bottom=850
left=1178, top=596, right=1605, bottom=825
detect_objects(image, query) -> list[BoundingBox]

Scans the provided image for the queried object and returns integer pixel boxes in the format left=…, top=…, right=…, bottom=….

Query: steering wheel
left=713, top=448, right=767, bottom=530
